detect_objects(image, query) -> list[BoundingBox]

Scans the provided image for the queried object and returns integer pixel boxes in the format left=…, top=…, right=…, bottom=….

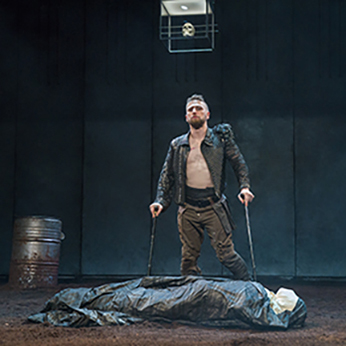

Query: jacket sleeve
left=215, top=123, right=250, bottom=191
left=154, top=142, right=175, bottom=211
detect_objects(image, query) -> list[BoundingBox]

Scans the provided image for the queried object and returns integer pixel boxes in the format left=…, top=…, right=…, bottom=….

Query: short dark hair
left=186, top=94, right=207, bottom=107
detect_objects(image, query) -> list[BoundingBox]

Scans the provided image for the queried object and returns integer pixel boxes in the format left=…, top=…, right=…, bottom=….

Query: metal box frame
left=160, top=0, right=216, bottom=53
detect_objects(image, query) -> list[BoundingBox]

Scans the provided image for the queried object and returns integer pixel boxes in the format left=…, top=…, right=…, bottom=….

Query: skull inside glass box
left=160, top=0, right=217, bottom=53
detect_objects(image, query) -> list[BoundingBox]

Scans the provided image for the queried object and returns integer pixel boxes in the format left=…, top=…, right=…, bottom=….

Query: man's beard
left=189, top=116, right=205, bottom=129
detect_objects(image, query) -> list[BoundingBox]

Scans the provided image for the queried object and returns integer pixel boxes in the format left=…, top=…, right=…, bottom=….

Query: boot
left=223, top=252, right=250, bottom=281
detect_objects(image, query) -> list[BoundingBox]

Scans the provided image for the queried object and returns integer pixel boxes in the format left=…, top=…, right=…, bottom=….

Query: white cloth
left=265, top=287, right=299, bottom=315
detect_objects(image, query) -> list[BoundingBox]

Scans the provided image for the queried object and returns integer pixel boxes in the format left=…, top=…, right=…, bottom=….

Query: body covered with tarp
left=28, top=276, right=307, bottom=329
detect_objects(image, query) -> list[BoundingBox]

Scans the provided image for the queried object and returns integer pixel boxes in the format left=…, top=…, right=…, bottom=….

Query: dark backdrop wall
left=1, top=0, right=345, bottom=279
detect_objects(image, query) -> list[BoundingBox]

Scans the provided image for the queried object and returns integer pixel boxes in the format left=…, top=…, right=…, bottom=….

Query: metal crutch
left=244, top=204, right=257, bottom=281
left=147, top=208, right=158, bottom=276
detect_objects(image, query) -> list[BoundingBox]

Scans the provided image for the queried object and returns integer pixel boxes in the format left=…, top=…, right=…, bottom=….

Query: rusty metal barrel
left=9, top=216, right=64, bottom=289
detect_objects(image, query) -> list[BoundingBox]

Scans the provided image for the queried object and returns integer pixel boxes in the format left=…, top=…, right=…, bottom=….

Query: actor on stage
left=149, top=94, right=254, bottom=280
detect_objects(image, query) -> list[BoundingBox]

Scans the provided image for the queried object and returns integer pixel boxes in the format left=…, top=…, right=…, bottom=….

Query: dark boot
left=222, top=252, right=250, bottom=281
left=181, top=259, right=202, bottom=276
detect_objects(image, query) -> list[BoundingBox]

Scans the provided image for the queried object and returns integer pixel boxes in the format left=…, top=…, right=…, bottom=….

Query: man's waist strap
left=185, top=195, right=220, bottom=208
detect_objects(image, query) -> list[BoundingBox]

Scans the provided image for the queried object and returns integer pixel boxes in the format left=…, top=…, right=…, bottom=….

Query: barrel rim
left=14, top=215, right=62, bottom=223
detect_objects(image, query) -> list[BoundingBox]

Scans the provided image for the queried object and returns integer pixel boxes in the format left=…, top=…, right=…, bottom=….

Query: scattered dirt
left=1, top=279, right=346, bottom=346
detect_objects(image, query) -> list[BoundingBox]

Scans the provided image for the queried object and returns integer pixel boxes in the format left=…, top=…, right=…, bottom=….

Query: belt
left=185, top=195, right=220, bottom=208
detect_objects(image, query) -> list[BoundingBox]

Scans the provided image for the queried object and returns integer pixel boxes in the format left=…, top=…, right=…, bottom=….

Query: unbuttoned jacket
left=154, top=123, right=250, bottom=211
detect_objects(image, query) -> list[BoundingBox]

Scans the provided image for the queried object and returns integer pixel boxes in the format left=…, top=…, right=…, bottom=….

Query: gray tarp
left=28, top=276, right=307, bottom=329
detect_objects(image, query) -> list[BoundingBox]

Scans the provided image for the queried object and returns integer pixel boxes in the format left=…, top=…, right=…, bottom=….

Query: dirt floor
left=1, top=278, right=346, bottom=346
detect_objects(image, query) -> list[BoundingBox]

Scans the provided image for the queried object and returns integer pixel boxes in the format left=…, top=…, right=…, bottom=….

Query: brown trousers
left=177, top=201, right=250, bottom=280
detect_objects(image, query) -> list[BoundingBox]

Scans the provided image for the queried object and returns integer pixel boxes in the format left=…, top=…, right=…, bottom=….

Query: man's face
left=185, top=100, right=210, bottom=129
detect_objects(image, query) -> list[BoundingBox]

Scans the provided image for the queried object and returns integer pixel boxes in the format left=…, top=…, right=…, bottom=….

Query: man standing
left=149, top=94, right=254, bottom=280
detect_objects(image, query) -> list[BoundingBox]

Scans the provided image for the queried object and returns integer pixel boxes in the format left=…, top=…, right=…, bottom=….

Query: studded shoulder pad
left=213, top=123, right=234, bottom=142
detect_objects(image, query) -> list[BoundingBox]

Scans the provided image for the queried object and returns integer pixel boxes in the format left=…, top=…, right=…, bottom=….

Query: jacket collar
left=180, top=132, right=190, bottom=146
left=203, top=128, right=213, bottom=146
left=180, top=127, right=213, bottom=147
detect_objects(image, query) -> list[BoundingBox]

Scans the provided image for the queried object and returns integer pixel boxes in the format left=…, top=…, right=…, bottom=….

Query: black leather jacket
left=154, top=123, right=250, bottom=211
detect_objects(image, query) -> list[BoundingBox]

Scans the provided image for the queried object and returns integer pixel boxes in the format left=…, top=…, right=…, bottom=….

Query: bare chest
left=186, top=140, right=213, bottom=188
left=187, top=144, right=205, bottom=164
